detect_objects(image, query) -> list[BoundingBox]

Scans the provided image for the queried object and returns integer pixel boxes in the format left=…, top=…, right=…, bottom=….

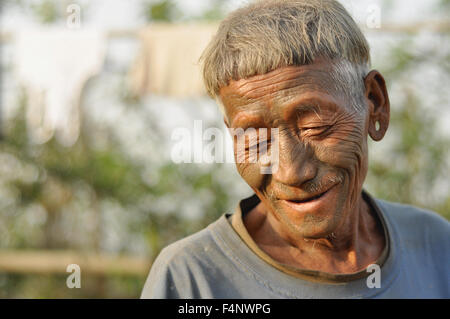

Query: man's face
left=219, top=60, right=373, bottom=239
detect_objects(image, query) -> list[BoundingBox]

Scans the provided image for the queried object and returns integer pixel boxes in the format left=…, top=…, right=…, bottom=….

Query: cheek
left=236, top=162, right=265, bottom=190
left=313, top=124, right=367, bottom=175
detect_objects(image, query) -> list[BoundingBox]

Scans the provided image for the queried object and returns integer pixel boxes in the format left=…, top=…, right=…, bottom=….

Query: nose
left=271, top=132, right=317, bottom=187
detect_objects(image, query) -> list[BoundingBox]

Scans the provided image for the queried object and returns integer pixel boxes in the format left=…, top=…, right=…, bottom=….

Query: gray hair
left=201, top=0, right=371, bottom=112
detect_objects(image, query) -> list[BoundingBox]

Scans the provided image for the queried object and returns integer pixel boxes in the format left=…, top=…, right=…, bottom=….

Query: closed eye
left=300, top=125, right=331, bottom=137
left=246, top=139, right=270, bottom=152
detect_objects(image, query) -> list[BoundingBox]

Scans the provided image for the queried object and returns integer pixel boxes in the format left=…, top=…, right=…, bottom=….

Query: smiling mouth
left=285, top=185, right=334, bottom=204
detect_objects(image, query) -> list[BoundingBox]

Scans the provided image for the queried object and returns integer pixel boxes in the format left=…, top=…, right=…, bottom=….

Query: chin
left=270, top=183, right=348, bottom=239
left=282, top=208, right=343, bottom=239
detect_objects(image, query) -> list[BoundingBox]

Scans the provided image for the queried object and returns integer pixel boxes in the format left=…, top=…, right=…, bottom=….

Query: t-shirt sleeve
left=140, top=247, right=183, bottom=299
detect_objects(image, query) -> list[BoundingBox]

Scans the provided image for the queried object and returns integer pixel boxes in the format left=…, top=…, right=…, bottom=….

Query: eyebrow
left=231, top=113, right=265, bottom=130
left=231, top=95, right=338, bottom=129
left=293, top=104, right=321, bottom=115
left=283, top=96, right=338, bottom=121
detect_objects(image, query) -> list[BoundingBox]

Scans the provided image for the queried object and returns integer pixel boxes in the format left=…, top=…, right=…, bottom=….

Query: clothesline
left=2, top=20, right=449, bottom=147
left=0, top=20, right=449, bottom=42
left=3, top=24, right=220, bottom=147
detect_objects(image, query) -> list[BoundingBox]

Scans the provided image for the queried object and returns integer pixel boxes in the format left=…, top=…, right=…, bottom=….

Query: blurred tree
left=366, top=38, right=450, bottom=220
left=0, top=0, right=449, bottom=299
left=197, top=0, right=227, bottom=21
left=31, top=0, right=58, bottom=23
left=143, top=0, right=228, bottom=22
left=143, top=0, right=177, bottom=22
left=2, top=0, right=87, bottom=25
left=0, top=88, right=232, bottom=297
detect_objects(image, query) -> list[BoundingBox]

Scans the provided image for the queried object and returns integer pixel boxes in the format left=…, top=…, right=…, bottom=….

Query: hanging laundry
left=15, top=28, right=106, bottom=146
left=129, top=24, right=218, bottom=98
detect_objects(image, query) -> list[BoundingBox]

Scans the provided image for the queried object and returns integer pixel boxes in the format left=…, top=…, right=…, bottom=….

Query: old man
left=141, top=0, right=449, bottom=298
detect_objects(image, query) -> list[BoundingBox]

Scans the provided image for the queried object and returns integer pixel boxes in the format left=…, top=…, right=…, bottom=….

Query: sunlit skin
left=219, top=59, right=390, bottom=274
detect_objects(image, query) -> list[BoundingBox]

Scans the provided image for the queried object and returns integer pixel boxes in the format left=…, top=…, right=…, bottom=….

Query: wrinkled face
left=219, top=60, right=372, bottom=239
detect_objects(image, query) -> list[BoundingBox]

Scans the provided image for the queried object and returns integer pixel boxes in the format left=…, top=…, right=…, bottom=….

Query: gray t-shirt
left=141, top=196, right=450, bottom=298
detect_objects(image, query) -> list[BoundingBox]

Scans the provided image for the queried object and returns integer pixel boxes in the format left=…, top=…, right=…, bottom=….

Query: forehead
left=218, top=62, right=345, bottom=126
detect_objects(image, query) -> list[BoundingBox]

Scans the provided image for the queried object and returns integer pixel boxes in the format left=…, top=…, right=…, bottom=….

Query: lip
left=280, top=183, right=338, bottom=213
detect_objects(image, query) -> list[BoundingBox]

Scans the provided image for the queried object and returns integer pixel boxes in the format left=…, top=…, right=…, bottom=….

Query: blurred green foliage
left=143, top=0, right=227, bottom=22
left=144, top=0, right=175, bottom=22
left=0, top=0, right=449, bottom=298
left=31, top=0, right=58, bottom=23
left=365, top=39, right=450, bottom=220
left=0, top=90, right=232, bottom=296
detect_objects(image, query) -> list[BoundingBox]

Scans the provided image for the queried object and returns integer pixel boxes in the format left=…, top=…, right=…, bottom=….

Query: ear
left=364, top=70, right=390, bottom=141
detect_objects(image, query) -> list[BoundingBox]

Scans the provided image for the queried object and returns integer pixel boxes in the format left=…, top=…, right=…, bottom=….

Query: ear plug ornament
left=375, top=120, right=380, bottom=131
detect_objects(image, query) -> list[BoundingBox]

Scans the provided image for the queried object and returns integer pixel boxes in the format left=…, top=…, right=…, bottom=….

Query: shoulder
left=155, top=222, right=221, bottom=267
left=375, top=198, right=450, bottom=246
left=376, top=199, right=449, bottom=228
left=141, top=216, right=227, bottom=298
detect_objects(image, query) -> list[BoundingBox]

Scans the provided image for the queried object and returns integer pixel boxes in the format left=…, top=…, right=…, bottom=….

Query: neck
left=244, top=192, right=385, bottom=274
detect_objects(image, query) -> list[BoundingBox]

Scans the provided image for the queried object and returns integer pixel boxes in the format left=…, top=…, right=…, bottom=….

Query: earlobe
left=364, top=70, right=390, bottom=141
left=369, top=119, right=386, bottom=141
